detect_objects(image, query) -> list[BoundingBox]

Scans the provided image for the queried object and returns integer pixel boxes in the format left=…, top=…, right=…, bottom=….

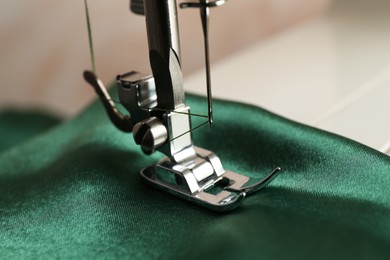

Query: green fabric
left=0, top=110, right=60, bottom=154
left=1, top=94, right=390, bottom=259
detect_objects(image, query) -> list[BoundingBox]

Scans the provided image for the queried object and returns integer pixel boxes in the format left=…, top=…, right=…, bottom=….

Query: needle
left=84, top=0, right=96, bottom=74
left=181, top=0, right=227, bottom=129
left=199, top=0, right=213, bottom=129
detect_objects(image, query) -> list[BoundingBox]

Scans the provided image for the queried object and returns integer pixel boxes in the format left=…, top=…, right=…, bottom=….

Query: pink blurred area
left=0, top=0, right=331, bottom=117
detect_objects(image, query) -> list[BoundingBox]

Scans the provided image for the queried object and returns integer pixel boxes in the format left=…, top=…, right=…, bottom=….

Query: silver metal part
left=133, top=117, right=168, bottom=154
left=117, top=71, right=156, bottom=109
left=180, top=0, right=227, bottom=127
left=164, top=107, right=196, bottom=162
left=141, top=147, right=281, bottom=211
left=117, top=71, right=157, bottom=123
left=84, top=0, right=281, bottom=211
left=144, top=0, right=185, bottom=110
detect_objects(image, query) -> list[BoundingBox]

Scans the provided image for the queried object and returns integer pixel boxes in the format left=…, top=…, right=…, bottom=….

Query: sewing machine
left=84, top=0, right=280, bottom=211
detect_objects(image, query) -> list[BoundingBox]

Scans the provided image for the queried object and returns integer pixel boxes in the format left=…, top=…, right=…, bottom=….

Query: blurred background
left=0, top=0, right=330, bottom=116
left=2, top=0, right=390, bottom=153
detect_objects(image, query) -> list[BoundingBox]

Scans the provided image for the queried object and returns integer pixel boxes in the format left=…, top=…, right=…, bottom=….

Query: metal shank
left=144, top=0, right=185, bottom=110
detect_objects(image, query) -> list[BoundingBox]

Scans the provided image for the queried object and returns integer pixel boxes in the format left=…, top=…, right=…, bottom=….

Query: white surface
left=184, top=0, right=390, bottom=153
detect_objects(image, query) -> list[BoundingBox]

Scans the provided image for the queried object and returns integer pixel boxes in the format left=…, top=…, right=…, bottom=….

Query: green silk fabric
left=1, top=94, right=390, bottom=259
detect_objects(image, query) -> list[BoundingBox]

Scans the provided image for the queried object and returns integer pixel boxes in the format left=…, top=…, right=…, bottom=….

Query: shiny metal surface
left=164, top=107, right=196, bottom=162
left=141, top=147, right=281, bottom=211
left=84, top=0, right=280, bottom=211
left=181, top=0, right=228, bottom=127
left=117, top=71, right=157, bottom=123
left=133, top=117, right=168, bottom=154
left=144, top=0, right=185, bottom=110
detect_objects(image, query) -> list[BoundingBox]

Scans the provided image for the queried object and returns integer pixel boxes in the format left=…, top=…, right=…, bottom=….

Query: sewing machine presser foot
left=141, top=147, right=281, bottom=211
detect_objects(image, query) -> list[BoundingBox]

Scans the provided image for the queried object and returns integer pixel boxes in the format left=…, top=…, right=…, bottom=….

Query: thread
left=84, top=0, right=96, bottom=73
left=83, top=4, right=209, bottom=142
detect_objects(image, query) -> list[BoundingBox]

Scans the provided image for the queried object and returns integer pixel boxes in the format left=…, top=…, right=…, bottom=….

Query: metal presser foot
left=84, top=0, right=281, bottom=211
left=141, top=154, right=281, bottom=211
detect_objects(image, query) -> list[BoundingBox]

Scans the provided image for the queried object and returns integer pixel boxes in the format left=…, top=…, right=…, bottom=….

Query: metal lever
left=83, top=70, right=133, bottom=132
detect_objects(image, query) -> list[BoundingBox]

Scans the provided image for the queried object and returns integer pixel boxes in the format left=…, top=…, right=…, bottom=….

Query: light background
left=0, top=0, right=330, bottom=116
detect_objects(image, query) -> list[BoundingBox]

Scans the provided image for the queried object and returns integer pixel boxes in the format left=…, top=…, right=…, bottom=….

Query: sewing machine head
left=83, top=0, right=280, bottom=211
